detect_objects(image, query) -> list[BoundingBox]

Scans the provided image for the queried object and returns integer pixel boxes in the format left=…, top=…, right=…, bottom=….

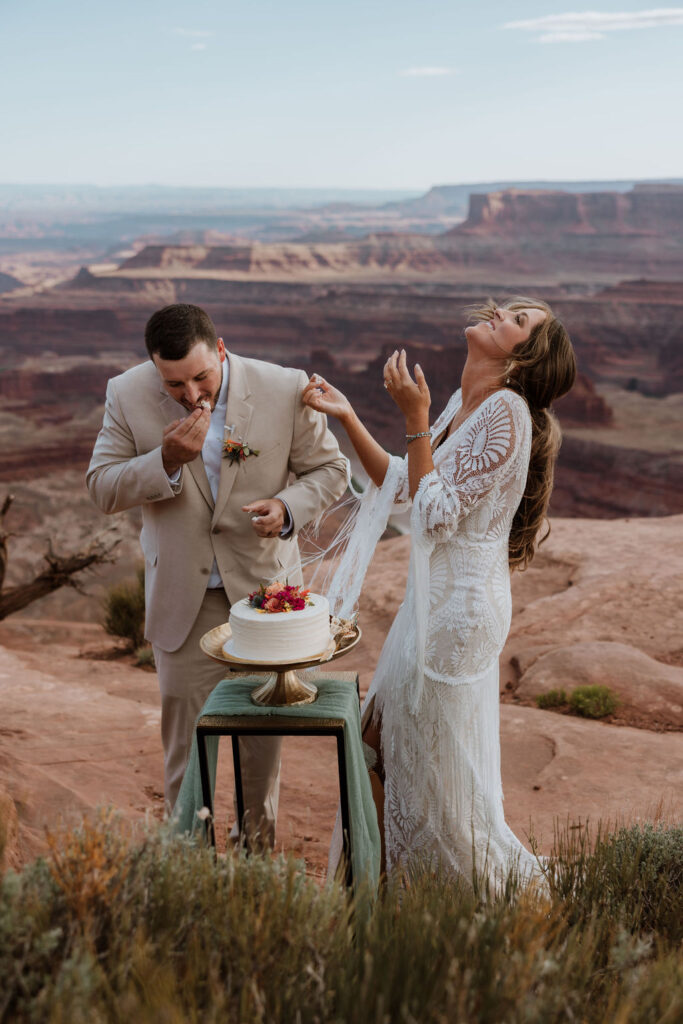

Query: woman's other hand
left=302, top=374, right=353, bottom=424
left=384, top=349, right=431, bottom=427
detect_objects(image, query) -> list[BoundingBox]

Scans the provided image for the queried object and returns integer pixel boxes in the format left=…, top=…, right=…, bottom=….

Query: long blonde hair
left=467, top=296, right=577, bottom=570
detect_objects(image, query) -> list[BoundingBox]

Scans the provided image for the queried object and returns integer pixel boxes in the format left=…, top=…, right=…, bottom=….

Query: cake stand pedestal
left=199, top=620, right=361, bottom=707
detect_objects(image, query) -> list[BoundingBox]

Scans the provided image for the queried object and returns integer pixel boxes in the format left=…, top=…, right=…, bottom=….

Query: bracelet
left=406, top=431, right=431, bottom=444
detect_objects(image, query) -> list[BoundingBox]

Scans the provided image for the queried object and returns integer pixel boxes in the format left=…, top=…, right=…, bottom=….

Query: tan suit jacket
left=87, top=352, right=348, bottom=652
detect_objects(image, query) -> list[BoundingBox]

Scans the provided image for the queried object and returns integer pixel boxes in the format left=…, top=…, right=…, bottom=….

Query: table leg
left=232, top=734, right=246, bottom=844
left=197, top=729, right=216, bottom=849
left=336, top=728, right=353, bottom=889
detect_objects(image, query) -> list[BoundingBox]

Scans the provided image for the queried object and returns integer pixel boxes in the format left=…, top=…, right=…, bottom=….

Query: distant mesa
left=453, top=185, right=683, bottom=237
left=72, top=266, right=99, bottom=287
left=119, top=244, right=254, bottom=273
left=0, top=271, right=23, bottom=294
left=114, top=237, right=449, bottom=277
left=99, top=184, right=683, bottom=282
left=381, top=179, right=665, bottom=220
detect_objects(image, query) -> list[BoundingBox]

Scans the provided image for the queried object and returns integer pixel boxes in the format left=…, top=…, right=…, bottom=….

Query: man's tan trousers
left=153, top=588, right=282, bottom=845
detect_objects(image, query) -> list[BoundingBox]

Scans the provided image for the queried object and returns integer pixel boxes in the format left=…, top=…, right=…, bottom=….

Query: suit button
left=212, top=526, right=221, bottom=535
left=200, top=567, right=210, bottom=575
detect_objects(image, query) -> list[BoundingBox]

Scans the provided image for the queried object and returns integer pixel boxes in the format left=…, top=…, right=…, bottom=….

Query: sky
left=2, top=1, right=683, bottom=189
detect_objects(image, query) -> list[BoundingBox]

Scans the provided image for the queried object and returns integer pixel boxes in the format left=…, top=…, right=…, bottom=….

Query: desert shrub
left=103, top=566, right=145, bottom=650
left=134, top=645, right=155, bottom=668
left=547, top=821, right=683, bottom=943
left=535, top=688, right=568, bottom=709
left=569, top=684, right=619, bottom=718
left=1, top=813, right=682, bottom=1023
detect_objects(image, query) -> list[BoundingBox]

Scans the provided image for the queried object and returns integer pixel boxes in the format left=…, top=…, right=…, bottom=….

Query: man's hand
left=242, top=498, right=287, bottom=538
left=162, top=407, right=211, bottom=475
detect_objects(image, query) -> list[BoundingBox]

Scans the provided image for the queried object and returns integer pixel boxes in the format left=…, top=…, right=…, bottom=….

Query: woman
left=302, top=297, right=576, bottom=885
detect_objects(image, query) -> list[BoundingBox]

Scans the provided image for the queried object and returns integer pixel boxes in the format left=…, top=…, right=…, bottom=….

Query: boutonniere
left=222, top=439, right=260, bottom=464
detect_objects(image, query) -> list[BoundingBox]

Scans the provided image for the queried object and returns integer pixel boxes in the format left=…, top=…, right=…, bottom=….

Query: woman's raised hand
left=302, top=374, right=353, bottom=423
left=383, top=349, right=431, bottom=425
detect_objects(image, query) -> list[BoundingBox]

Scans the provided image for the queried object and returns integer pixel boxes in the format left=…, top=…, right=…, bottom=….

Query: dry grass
left=0, top=810, right=681, bottom=1023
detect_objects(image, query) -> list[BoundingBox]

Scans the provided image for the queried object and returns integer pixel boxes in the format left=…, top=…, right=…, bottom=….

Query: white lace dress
left=328, top=387, right=542, bottom=885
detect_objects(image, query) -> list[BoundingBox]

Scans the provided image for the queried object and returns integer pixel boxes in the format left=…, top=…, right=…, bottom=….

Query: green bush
left=547, top=821, right=683, bottom=943
left=569, top=684, right=619, bottom=719
left=1, top=813, right=682, bottom=1022
left=103, top=566, right=145, bottom=651
left=134, top=645, right=155, bottom=668
left=535, top=688, right=568, bottom=709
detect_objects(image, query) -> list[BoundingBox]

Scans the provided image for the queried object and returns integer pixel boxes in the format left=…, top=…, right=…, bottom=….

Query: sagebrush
left=570, top=684, right=619, bottom=718
left=0, top=811, right=681, bottom=1023
left=535, top=688, right=568, bottom=709
left=102, top=565, right=146, bottom=650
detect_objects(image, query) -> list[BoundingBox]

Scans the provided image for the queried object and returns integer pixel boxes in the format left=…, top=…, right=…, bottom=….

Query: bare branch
left=0, top=493, right=15, bottom=592
left=0, top=531, right=121, bottom=621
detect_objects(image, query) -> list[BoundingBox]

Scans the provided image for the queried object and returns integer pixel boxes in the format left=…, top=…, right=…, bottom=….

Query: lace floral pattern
left=406, top=389, right=531, bottom=686
left=362, top=389, right=543, bottom=886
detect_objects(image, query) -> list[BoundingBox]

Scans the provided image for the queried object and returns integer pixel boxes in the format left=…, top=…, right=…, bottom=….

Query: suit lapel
left=158, top=389, right=214, bottom=510
left=212, top=353, right=254, bottom=526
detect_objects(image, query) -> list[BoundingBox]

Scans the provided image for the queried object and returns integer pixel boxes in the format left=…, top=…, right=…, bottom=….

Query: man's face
left=153, top=338, right=226, bottom=412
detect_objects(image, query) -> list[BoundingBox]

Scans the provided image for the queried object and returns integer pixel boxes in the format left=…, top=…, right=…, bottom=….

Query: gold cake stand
left=199, top=620, right=361, bottom=707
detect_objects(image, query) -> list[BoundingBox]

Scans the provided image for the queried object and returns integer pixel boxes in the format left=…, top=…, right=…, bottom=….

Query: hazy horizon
left=2, top=178, right=682, bottom=215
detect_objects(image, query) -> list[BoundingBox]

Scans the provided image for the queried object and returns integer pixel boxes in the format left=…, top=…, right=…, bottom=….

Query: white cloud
left=173, top=28, right=214, bottom=39
left=191, top=43, right=207, bottom=51
left=538, top=30, right=604, bottom=43
left=400, top=66, right=458, bottom=77
left=503, top=8, right=683, bottom=43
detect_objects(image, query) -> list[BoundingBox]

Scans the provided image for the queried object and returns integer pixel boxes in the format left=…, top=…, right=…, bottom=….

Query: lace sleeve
left=411, top=391, right=530, bottom=545
left=390, top=454, right=411, bottom=506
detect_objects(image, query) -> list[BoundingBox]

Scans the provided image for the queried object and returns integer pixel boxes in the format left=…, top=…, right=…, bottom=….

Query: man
left=87, top=303, right=348, bottom=840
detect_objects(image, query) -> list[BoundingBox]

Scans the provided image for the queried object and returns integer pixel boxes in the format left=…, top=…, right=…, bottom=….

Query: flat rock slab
left=499, top=705, right=682, bottom=847
left=512, top=641, right=683, bottom=729
left=0, top=634, right=164, bottom=863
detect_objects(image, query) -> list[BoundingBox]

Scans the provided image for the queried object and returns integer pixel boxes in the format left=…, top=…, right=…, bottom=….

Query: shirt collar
left=214, top=355, right=229, bottom=413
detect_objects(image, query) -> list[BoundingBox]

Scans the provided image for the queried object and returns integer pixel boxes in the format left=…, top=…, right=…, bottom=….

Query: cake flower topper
left=248, top=582, right=312, bottom=613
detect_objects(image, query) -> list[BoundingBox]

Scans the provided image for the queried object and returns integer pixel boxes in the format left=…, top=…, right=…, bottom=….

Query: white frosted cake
left=224, top=592, right=331, bottom=663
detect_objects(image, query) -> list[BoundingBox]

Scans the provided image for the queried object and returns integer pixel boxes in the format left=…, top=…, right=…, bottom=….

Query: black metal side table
left=196, top=671, right=361, bottom=887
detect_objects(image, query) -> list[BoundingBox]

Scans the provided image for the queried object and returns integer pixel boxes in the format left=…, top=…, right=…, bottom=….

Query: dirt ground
left=1, top=513, right=681, bottom=875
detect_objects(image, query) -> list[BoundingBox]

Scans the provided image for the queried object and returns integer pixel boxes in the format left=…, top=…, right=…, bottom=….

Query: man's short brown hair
left=144, top=304, right=218, bottom=360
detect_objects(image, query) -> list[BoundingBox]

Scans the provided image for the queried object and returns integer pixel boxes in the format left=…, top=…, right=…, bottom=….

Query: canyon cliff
left=459, top=184, right=683, bottom=237
left=1, top=186, right=682, bottom=518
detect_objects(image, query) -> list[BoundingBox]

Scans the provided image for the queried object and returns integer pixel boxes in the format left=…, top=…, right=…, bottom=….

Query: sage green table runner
left=172, top=674, right=381, bottom=891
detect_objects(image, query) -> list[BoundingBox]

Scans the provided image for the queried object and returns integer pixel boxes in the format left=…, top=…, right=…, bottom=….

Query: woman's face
left=466, top=306, right=547, bottom=358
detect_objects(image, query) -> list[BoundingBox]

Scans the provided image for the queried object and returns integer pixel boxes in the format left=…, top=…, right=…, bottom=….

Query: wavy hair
left=467, top=296, right=577, bottom=570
